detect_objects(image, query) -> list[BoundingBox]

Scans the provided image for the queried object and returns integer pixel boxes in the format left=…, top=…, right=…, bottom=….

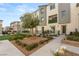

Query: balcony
left=48, top=15, right=57, bottom=23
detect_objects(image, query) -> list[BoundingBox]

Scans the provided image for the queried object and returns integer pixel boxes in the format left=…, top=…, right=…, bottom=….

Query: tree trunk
left=31, top=28, right=34, bottom=36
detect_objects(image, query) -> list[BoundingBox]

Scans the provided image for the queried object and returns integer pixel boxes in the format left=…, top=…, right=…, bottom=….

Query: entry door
left=62, top=25, right=66, bottom=34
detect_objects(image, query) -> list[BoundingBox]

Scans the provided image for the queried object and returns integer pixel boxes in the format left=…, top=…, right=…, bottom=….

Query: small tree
left=20, top=13, right=39, bottom=36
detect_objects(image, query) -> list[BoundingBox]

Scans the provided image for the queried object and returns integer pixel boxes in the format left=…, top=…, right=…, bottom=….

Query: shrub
left=67, top=35, right=79, bottom=41
left=26, top=43, right=38, bottom=51
left=15, top=40, right=22, bottom=45
left=39, top=41, right=45, bottom=44
left=74, top=32, right=79, bottom=36
left=0, top=35, right=12, bottom=41
left=0, top=33, right=27, bottom=41
left=47, top=36, right=53, bottom=40
left=69, top=32, right=73, bottom=35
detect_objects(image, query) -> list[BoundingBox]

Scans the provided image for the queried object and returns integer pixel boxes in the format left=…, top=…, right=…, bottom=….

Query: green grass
left=0, top=35, right=12, bottom=40
left=0, top=33, right=27, bottom=41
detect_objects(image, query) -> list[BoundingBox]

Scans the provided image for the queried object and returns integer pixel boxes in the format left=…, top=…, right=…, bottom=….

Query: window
left=76, top=3, right=79, bottom=7
left=40, top=8, right=44, bottom=14
left=50, top=4, right=55, bottom=10
left=61, top=10, right=66, bottom=19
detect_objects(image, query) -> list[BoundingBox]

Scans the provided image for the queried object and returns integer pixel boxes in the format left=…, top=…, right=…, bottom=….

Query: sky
left=0, top=3, right=46, bottom=27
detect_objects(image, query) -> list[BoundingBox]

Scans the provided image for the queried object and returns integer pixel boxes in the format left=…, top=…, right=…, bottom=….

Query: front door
left=62, top=25, right=66, bottom=34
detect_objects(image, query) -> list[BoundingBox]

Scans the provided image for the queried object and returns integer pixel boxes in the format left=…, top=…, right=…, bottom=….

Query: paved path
left=0, top=40, right=25, bottom=56
left=30, top=35, right=79, bottom=56
left=30, top=35, right=64, bottom=56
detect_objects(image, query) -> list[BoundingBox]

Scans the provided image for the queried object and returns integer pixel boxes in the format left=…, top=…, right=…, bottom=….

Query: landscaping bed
left=62, top=31, right=79, bottom=47
left=66, top=35, right=79, bottom=42
left=11, top=36, right=53, bottom=56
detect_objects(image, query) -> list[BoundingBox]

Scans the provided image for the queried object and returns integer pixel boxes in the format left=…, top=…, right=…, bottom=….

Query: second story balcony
left=48, top=14, right=57, bottom=24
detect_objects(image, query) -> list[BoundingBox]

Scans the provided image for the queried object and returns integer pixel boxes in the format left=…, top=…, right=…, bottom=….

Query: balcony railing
left=48, top=17, right=57, bottom=23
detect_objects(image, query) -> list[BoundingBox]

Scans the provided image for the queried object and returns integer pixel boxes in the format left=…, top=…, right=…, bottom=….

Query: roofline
left=38, top=4, right=48, bottom=7
left=10, top=21, right=20, bottom=24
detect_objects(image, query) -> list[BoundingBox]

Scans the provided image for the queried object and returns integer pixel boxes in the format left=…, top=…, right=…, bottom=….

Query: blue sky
left=0, top=3, right=46, bottom=27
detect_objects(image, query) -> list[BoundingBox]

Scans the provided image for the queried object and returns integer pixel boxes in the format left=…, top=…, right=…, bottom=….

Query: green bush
left=10, top=33, right=26, bottom=40
left=47, top=36, right=53, bottom=40
left=26, top=43, right=38, bottom=51
left=0, top=35, right=12, bottom=40
left=67, top=35, right=79, bottom=41
left=69, top=31, right=79, bottom=36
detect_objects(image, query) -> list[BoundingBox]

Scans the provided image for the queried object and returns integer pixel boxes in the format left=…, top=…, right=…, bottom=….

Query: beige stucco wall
left=47, top=3, right=79, bottom=34
left=35, top=3, right=79, bottom=35
left=64, top=4, right=79, bottom=34
left=46, top=4, right=59, bottom=34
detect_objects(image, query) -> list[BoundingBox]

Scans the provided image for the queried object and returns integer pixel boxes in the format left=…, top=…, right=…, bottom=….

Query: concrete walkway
left=0, top=40, right=25, bottom=56
left=30, top=35, right=64, bottom=56
left=30, top=35, right=79, bottom=56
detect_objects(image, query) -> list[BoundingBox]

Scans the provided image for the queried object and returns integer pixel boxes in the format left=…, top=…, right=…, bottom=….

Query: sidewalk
left=30, top=35, right=64, bottom=56
left=0, top=40, right=25, bottom=56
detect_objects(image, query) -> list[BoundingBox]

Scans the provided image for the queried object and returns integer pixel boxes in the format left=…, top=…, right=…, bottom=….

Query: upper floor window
left=40, top=8, right=44, bottom=14
left=50, top=4, right=55, bottom=10
left=76, top=3, right=79, bottom=7
left=61, top=10, right=66, bottom=19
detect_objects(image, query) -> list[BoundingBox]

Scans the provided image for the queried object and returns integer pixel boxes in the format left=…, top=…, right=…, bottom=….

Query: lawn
left=0, top=35, right=12, bottom=40
left=0, top=33, right=26, bottom=41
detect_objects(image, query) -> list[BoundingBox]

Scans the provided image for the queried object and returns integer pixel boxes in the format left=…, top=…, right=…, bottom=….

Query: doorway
left=62, top=25, right=66, bottom=34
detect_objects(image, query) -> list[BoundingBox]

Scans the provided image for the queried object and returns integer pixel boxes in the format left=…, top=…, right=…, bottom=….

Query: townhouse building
left=46, top=3, right=71, bottom=35
left=0, top=20, right=3, bottom=35
left=10, top=21, right=21, bottom=32
left=3, top=26, right=10, bottom=32
left=46, top=3, right=79, bottom=35
left=33, top=3, right=79, bottom=35
left=32, top=5, right=49, bottom=34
